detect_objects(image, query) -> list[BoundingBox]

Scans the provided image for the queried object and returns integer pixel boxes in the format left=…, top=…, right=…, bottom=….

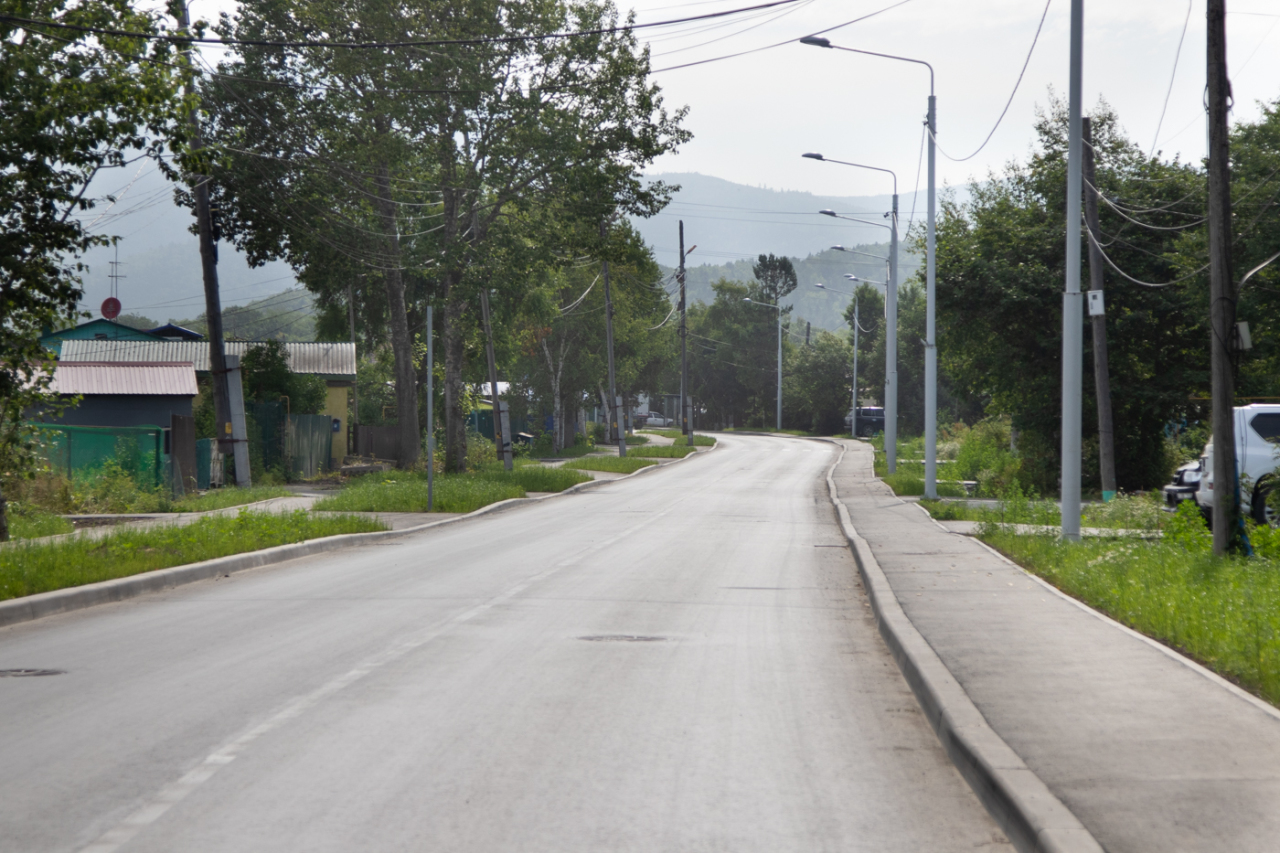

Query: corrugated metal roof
left=60, top=340, right=356, bottom=377
left=50, top=362, right=199, bottom=396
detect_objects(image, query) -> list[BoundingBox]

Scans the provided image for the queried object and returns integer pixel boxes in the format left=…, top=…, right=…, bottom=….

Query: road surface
left=0, top=433, right=1009, bottom=852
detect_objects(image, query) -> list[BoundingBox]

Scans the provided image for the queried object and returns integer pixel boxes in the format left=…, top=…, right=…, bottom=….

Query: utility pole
left=479, top=290, right=513, bottom=470
left=1207, top=0, right=1237, bottom=554
left=1082, top=117, right=1118, bottom=502
left=602, top=220, right=626, bottom=458
left=679, top=221, right=690, bottom=436
left=348, top=283, right=358, bottom=457
left=177, top=2, right=233, bottom=468
left=775, top=304, right=782, bottom=431
left=426, top=305, right=434, bottom=510
left=852, top=297, right=859, bottom=437
left=805, top=321, right=811, bottom=347
left=1060, top=0, right=1084, bottom=541
left=923, top=96, right=937, bottom=497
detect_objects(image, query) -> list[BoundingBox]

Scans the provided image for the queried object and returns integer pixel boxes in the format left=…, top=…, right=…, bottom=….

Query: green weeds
left=314, top=464, right=590, bottom=514
left=560, top=457, right=657, bottom=474
left=0, top=510, right=385, bottom=602
left=628, top=445, right=698, bottom=459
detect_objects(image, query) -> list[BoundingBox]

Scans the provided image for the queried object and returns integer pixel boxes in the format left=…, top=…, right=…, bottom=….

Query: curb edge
left=823, top=442, right=1104, bottom=853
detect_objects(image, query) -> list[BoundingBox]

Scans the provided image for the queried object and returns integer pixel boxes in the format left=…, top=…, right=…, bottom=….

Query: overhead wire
left=1150, top=0, right=1193, bottom=155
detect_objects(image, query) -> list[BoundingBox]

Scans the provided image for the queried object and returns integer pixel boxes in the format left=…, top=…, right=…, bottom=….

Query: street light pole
left=799, top=39, right=937, bottom=490
left=1060, top=0, right=1084, bottom=541
left=818, top=207, right=896, bottom=472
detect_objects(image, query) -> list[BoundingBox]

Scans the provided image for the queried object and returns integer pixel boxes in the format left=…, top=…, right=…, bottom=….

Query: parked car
left=1163, top=460, right=1201, bottom=508
left=1196, top=404, right=1280, bottom=524
left=846, top=407, right=885, bottom=437
left=640, top=412, right=673, bottom=427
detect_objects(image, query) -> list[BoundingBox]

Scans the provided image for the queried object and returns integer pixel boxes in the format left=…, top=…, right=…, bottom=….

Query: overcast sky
left=628, top=0, right=1280, bottom=199
left=178, top=0, right=1279, bottom=200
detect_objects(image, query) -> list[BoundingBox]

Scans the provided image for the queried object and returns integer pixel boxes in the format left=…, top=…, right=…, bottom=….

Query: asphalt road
left=0, top=433, right=1009, bottom=852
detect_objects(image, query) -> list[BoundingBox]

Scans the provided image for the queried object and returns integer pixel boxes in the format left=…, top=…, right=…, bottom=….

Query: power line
left=1150, top=0, right=1193, bottom=155
left=932, top=0, right=1051, bottom=163
left=0, top=1, right=807, bottom=50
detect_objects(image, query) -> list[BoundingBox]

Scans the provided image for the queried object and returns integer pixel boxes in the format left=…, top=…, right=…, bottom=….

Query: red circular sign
left=101, top=297, right=121, bottom=320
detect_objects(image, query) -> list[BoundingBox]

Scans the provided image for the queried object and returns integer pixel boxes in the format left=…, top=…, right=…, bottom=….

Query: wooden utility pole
left=1082, top=118, right=1118, bottom=501
left=601, top=219, right=626, bottom=457
left=177, top=2, right=238, bottom=480
left=479, top=290, right=512, bottom=470
left=347, top=283, right=358, bottom=456
left=1207, top=0, right=1237, bottom=554
left=678, top=221, right=689, bottom=436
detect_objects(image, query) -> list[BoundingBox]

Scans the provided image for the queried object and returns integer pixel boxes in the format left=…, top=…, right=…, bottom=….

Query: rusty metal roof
left=60, top=340, right=356, bottom=377
left=50, top=362, right=199, bottom=396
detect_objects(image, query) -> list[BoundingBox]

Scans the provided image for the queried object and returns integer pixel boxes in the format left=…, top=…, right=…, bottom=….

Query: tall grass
left=673, top=434, right=716, bottom=447
left=314, top=464, right=590, bottom=514
left=985, top=520, right=1280, bottom=705
left=7, top=507, right=74, bottom=539
left=629, top=445, right=698, bottom=458
left=0, top=510, right=385, bottom=602
left=474, top=464, right=591, bottom=492
left=561, top=457, right=657, bottom=474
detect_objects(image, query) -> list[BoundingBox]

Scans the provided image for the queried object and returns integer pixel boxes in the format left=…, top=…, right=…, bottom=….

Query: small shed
left=43, top=361, right=198, bottom=428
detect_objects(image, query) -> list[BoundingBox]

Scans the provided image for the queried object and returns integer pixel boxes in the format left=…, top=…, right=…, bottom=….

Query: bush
left=954, top=416, right=1023, bottom=496
left=589, top=420, right=607, bottom=444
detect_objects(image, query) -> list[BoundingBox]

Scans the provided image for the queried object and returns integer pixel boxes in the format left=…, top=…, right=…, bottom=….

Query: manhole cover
left=0, top=669, right=65, bottom=677
left=577, top=635, right=666, bottom=643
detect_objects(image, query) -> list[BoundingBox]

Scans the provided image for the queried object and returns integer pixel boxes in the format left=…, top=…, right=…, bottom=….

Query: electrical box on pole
left=1087, top=290, right=1105, bottom=317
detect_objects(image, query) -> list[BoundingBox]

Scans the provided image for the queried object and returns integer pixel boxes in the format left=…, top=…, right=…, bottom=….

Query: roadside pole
left=1207, top=0, right=1237, bottom=554
left=348, top=283, right=358, bottom=457
left=679, top=221, right=689, bottom=437
left=177, top=2, right=232, bottom=466
left=426, top=305, right=434, bottom=511
left=479, top=290, right=513, bottom=470
left=602, top=220, right=626, bottom=458
left=852, top=297, right=859, bottom=437
left=1059, top=0, right=1084, bottom=542
left=1082, top=117, right=1118, bottom=501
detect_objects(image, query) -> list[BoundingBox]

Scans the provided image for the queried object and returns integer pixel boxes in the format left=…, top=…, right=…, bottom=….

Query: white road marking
left=79, top=509, right=672, bottom=853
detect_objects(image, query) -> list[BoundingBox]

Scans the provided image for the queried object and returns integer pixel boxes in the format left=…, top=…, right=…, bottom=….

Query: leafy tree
left=687, top=279, right=793, bottom=428
left=752, top=253, right=798, bottom=305
left=201, top=0, right=686, bottom=472
left=0, top=1, right=183, bottom=538
left=783, top=330, right=852, bottom=434
left=843, top=283, right=883, bottom=405
left=934, top=96, right=1207, bottom=491
left=241, top=341, right=327, bottom=414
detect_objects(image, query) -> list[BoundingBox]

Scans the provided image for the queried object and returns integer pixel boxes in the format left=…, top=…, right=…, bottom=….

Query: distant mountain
left=629, top=172, right=937, bottom=269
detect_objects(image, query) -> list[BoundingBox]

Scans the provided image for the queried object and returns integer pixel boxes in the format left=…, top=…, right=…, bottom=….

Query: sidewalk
left=832, top=439, right=1280, bottom=853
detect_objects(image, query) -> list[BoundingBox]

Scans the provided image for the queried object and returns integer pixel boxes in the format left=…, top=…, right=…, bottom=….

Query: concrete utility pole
left=1082, top=117, right=1118, bottom=502
left=177, top=2, right=233, bottom=464
left=602, top=220, right=626, bottom=458
left=1058, top=0, right=1085, bottom=542
left=852, top=297, right=859, bottom=436
left=775, top=303, right=783, bottom=431
left=479, top=290, right=513, bottom=470
left=679, top=221, right=690, bottom=436
left=924, top=96, right=938, bottom=499
left=1207, top=0, right=1237, bottom=554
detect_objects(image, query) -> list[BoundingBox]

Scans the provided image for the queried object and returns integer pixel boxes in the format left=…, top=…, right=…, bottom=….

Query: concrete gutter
left=0, top=445, right=711, bottom=631
left=822, top=443, right=1103, bottom=853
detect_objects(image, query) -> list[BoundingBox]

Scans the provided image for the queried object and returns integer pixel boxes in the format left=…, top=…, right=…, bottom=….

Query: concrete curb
left=823, top=444, right=1103, bottom=853
left=0, top=444, right=711, bottom=631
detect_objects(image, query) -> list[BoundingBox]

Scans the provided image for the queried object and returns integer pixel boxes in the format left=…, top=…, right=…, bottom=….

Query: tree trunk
left=0, top=483, right=8, bottom=542
left=443, top=290, right=469, bottom=472
left=373, top=161, right=419, bottom=469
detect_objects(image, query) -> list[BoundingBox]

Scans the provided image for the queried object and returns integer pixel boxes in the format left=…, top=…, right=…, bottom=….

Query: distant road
left=0, top=434, right=1008, bottom=852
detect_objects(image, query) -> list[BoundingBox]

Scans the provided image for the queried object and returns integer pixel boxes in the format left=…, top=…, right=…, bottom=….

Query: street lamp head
left=831, top=245, right=845, bottom=251
left=802, top=152, right=825, bottom=161
left=814, top=282, right=826, bottom=289
left=844, top=274, right=858, bottom=280
left=799, top=35, right=831, bottom=48
left=819, top=209, right=837, bottom=217
left=743, top=297, right=752, bottom=302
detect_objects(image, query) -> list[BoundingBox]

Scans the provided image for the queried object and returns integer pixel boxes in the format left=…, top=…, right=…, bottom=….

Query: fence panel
left=286, top=415, right=333, bottom=479
left=29, top=423, right=168, bottom=489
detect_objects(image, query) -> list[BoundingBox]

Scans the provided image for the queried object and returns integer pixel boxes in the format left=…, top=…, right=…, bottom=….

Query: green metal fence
left=30, top=423, right=168, bottom=489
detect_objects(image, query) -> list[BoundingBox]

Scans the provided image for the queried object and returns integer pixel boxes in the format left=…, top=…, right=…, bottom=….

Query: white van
left=1197, top=404, right=1280, bottom=524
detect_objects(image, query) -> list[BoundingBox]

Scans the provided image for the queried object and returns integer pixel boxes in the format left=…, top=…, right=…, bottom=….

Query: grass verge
left=628, top=445, right=698, bottom=459
left=882, top=472, right=967, bottom=498
left=314, top=464, right=591, bottom=514
left=983, top=528, right=1280, bottom=706
left=919, top=491, right=1167, bottom=530
left=172, top=485, right=293, bottom=513
left=0, top=510, right=385, bottom=602
left=8, top=507, right=74, bottom=540
left=672, top=434, right=716, bottom=447
left=561, top=457, right=657, bottom=474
